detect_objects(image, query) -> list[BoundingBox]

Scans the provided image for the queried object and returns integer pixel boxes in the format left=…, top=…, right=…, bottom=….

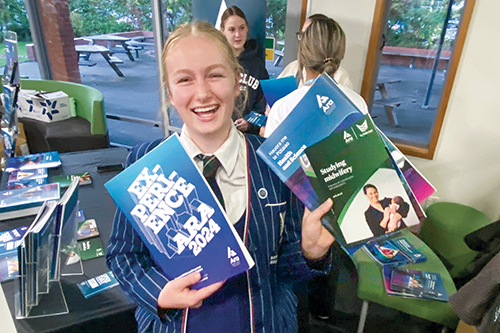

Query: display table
left=0, top=147, right=137, bottom=333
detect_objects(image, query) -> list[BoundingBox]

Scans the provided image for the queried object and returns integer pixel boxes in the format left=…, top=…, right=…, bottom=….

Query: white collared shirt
left=179, top=125, right=247, bottom=224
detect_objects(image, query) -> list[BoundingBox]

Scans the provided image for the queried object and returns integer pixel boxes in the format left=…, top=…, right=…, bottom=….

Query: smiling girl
left=106, top=21, right=335, bottom=333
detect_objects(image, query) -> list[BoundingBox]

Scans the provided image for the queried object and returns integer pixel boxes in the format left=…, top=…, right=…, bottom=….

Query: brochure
left=0, top=225, right=29, bottom=258
left=77, top=237, right=104, bottom=260
left=256, top=74, right=421, bottom=247
left=362, top=237, right=427, bottom=266
left=105, top=133, right=255, bottom=289
left=0, top=183, right=60, bottom=220
left=77, top=271, right=119, bottom=299
left=244, top=111, right=267, bottom=127
left=76, top=219, right=99, bottom=240
left=389, top=268, right=449, bottom=302
left=0, top=254, right=19, bottom=282
left=260, top=75, right=297, bottom=107
left=52, top=172, right=92, bottom=188
left=5, top=151, right=61, bottom=172
left=7, top=177, right=48, bottom=190
left=8, top=169, right=48, bottom=184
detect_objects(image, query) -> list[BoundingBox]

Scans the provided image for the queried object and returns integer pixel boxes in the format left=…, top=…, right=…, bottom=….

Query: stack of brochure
left=257, top=73, right=435, bottom=249
left=382, top=266, right=449, bottom=301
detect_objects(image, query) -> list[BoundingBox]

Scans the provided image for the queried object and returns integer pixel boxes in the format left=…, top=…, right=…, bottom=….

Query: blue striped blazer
left=106, top=134, right=330, bottom=333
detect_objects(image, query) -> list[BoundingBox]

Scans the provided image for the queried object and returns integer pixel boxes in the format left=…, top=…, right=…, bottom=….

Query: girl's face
left=365, top=187, right=379, bottom=204
left=221, top=15, right=248, bottom=55
left=166, top=35, right=240, bottom=148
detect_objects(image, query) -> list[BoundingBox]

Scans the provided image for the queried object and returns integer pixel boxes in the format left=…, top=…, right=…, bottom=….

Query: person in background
left=278, top=13, right=354, bottom=89
left=264, top=15, right=368, bottom=138
left=106, top=21, right=335, bottom=333
left=220, top=5, right=269, bottom=135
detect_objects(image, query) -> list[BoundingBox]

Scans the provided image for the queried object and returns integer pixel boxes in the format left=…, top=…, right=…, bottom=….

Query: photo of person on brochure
left=363, top=184, right=409, bottom=237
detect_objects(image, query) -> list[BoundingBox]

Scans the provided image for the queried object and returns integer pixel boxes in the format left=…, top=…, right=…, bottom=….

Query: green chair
left=2, top=79, right=109, bottom=153
left=352, top=229, right=459, bottom=332
left=420, top=202, right=492, bottom=279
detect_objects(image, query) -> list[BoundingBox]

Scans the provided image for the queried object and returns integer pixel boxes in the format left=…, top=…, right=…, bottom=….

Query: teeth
left=193, top=105, right=217, bottom=113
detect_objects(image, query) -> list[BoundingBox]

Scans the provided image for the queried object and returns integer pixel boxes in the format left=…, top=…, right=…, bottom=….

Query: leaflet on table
left=0, top=225, right=29, bottom=258
left=52, top=172, right=92, bottom=188
left=78, top=271, right=119, bottom=299
left=0, top=183, right=60, bottom=220
left=362, top=237, right=427, bottom=266
left=5, top=151, right=61, bottom=173
left=244, top=111, right=267, bottom=127
left=389, top=267, right=449, bottom=301
left=7, top=177, right=48, bottom=190
left=8, top=169, right=48, bottom=183
left=378, top=130, right=436, bottom=203
left=260, top=75, right=297, bottom=107
left=105, top=133, right=255, bottom=289
left=0, top=254, right=19, bottom=282
left=302, top=115, right=422, bottom=246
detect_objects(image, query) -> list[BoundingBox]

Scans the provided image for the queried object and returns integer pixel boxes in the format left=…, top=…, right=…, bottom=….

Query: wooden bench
left=373, top=97, right=403, bottom=127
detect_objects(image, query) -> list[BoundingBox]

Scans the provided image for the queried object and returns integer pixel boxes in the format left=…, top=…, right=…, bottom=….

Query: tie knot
left=197, top=154, right=221, bottom=179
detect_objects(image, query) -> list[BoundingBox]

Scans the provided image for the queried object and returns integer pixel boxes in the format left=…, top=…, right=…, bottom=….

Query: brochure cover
left=257, top=74, right=421, bottom=247
left=77, top=271, right=119, bottom=299
left=52, top=172, right=92, bottom=188
left=105, top=133, right=255, bottom=289
left=0, top=225, right=29, bottom=258
left=302, top=115, right=421, bottom=245
left=8, top=169, right=48, bottom=183
left=77, top=219, right=99, bottom=240
left=0, top=183, right=60, bottom=220
left=260, top=75, right=297, bottom=107
left=5, top=151, right=61, bottom=172
left=390, top=268, right=449, bottom=302
left=244, top=111, right=267, bottom=127
left=77, top=237, right=104, bottom=260
left=362, top=237, right=427, bottom=266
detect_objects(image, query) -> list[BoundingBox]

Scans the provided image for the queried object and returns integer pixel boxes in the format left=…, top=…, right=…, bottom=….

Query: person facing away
left=264, top=15, right=368, bottom=137
left=106, top=21, right=335, bottom=333
left=220, top=5, right=269, bottom=135
left=278, top=13, right=354, bottom=89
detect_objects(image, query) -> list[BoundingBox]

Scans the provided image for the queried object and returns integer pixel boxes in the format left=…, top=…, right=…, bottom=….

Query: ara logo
left=343, top=131, right=353, bottom=143
left=316, top=95, right=335, bottom=114
left=356, top=120, right=369, bottom=132
left=228, top=247, right=241, bottom=267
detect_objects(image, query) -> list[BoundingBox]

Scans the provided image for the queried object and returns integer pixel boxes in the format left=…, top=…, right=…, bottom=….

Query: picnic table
left=88, top=35, right=135, bottom=61
left=75, top=45, right=124, bottom=77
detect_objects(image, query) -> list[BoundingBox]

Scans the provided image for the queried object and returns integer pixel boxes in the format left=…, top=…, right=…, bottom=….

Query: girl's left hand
left=301, top=198, right=335, bottom=260
left=234, top=118, right=249, bottom=131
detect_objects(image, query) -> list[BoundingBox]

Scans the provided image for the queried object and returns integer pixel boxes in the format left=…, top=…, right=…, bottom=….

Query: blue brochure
left=78, top=271, right=119, bottom=299
left=260, top=75, right=297, bottom=107
left=105, top=134, right=254, bottom=289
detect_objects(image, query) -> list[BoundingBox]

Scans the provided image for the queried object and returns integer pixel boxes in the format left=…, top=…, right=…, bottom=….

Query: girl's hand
left=301, top=198, right=335, bottom=260
left=158, top=272, right=224, bottom=310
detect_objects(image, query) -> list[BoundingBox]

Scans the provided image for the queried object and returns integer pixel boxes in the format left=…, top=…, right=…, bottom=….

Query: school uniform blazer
left=106, top=134, right=330, bottom=333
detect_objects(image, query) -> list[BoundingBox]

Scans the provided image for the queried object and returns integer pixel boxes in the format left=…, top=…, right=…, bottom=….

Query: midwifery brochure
left=260, top=75, right=297, bottom=107
left=302, top=115, right=421, bottom=246
left=362, top=237, right=427, bottom=266
left=244, top=111, right=267, bottom=127
left=105, top=134, right=255, bottom=289
left=78, top=271, right=119, bottom=299
left=5, top=151, right=61, bottom=172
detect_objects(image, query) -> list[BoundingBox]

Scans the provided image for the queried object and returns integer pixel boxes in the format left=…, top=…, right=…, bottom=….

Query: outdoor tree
left=266, top=0, right=287, bottom=40
left=385, top=0, right=465, bottom=49
left=0, top=0, right=30, bottom=42
left=163, top=0, right=192, bottom=31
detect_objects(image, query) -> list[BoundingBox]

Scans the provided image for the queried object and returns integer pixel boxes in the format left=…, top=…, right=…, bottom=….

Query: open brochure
left=257, top=74, right=424, bottom=248
left=105, top=134, right=254, bottom=289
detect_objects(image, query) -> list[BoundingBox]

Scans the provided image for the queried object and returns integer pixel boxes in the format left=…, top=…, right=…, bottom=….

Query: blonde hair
left=297, top=16, right=345, bottom=80
left=161, top=21, right=247, bottom=116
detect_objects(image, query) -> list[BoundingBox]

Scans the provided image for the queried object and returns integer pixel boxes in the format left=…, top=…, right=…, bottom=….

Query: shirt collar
left=179, top=124, right=243, bottom=177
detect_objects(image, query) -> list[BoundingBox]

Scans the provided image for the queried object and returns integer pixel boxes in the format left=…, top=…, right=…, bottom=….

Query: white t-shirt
left=264, top=83, right=369, bottom=137
left=278, top=60, right=354, bottom=89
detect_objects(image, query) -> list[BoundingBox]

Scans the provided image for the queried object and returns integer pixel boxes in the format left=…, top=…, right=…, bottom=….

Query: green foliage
left=0, top=0, right=31, bottom=43
left=0, top=41, right=30, bottom=67
left=266, top=0, right=287, bottom=40
left=385, top=0, right=465, bottom=49
left=164, top=0, right=192, bottom=31
left=69, top=0, right=153, bottom=37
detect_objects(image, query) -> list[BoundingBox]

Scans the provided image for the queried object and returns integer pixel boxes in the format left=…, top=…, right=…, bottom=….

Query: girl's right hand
left=158, top=272, right=225, bottom=310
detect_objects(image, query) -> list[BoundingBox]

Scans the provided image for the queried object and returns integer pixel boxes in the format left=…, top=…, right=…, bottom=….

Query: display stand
left=15, top=181, right=81, bottom=318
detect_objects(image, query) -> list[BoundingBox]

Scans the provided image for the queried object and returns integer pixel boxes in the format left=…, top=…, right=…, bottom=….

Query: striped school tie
left=197, top=154, right=225, bottom=209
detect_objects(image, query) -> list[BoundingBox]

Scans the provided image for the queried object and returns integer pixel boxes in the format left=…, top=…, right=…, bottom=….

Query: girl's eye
left=209, top=73, right=223, bottom=79
left=176, top=77, right=191, bottom=84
